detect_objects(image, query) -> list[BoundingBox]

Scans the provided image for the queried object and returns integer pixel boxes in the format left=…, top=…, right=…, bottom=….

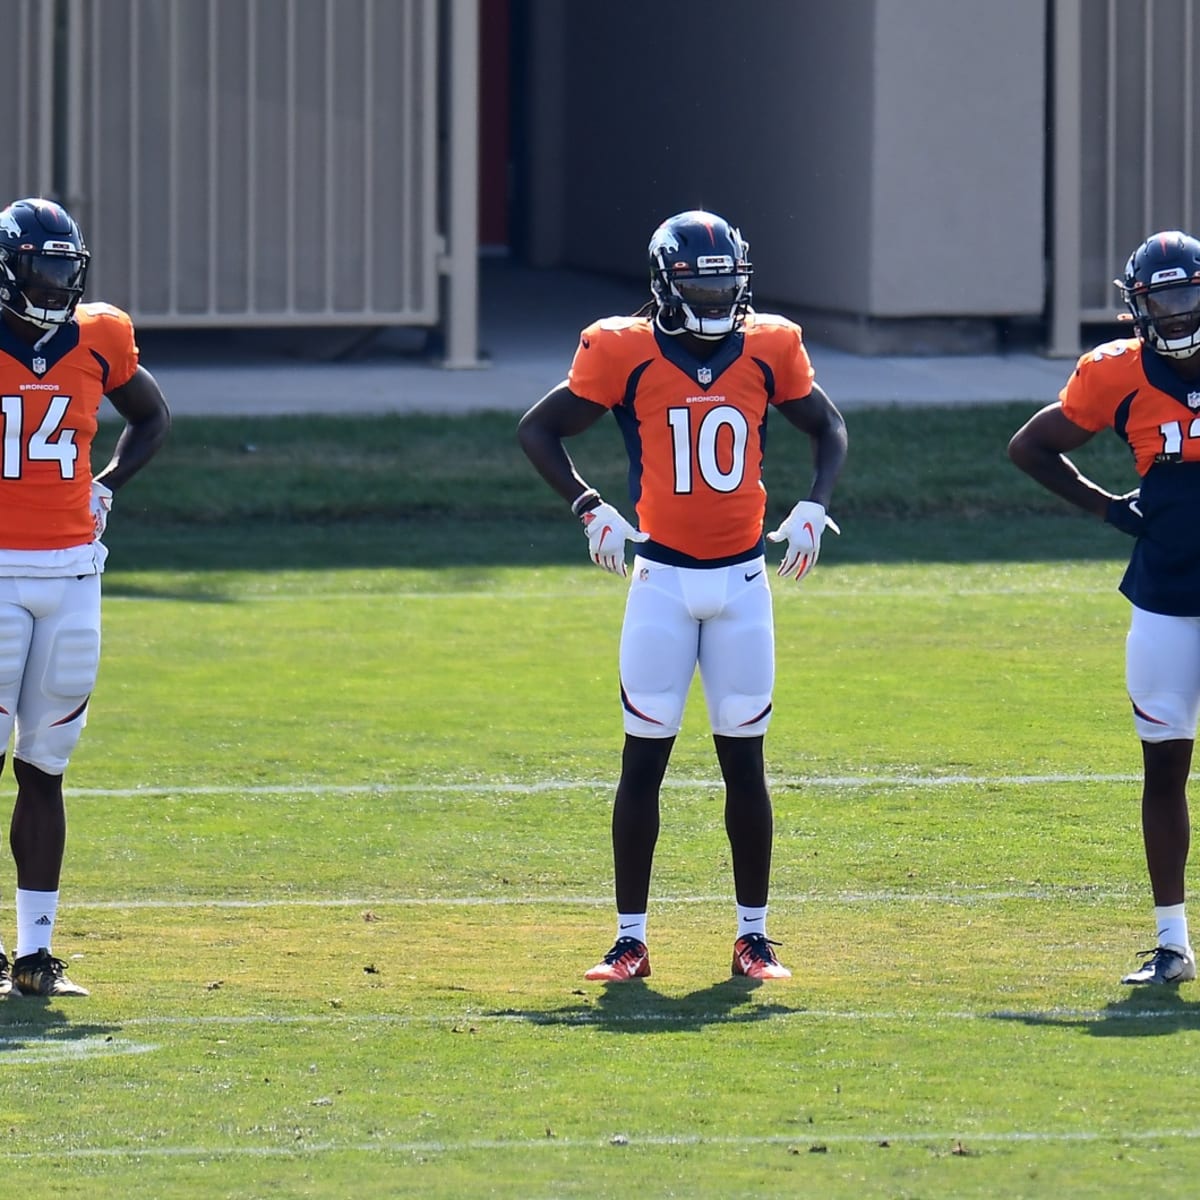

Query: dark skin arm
left=1007, top=401, right=1112, bottom=518
left=773, top=382, right=848, bottom=510
left=93, top=365, right=171, bottom=491
left=516, top=381, right=609, bottom=509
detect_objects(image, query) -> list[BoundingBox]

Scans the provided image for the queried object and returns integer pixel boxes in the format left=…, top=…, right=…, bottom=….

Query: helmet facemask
left=654, top=257, right=752, bottom=339
left=0, top=246, right=89, bottom=330
left=1128, top=282, right=1200, bottom=360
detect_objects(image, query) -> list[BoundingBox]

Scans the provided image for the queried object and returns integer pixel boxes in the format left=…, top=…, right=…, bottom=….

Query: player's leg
left=0, top=589, right=33, bottom=997
left=1122, top=605, right=1200, bottom=985
left=713, top=733, right=771, bottom=911
left=612, top=733, right=674, bottom=918
left=9, top=574, right=99, bottom=997
left=584, top=562, right=695, bottom=982
left=698, top=563, right=789, bottom=978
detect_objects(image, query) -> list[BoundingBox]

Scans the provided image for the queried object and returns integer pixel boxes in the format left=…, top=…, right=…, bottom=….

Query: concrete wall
left=521, top=0, right=1046, bottom=350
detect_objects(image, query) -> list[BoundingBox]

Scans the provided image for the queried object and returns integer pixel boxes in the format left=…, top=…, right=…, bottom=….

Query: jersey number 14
left=0, top=395, right=79, bottom=479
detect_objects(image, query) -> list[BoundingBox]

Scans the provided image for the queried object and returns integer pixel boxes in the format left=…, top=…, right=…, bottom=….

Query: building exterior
left=0, top=0, right=1193, bottom=357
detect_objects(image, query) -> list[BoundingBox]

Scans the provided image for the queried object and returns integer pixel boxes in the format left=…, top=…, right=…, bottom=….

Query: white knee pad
left=713, top=693, right=774, bottom=737
left=16, top=622, right=100, bottom=774
left=621, top=685, right=685, bottom=737
left=1126, top=607, right=1200, bottom=741
left=18, top=720, right=83, bottom=775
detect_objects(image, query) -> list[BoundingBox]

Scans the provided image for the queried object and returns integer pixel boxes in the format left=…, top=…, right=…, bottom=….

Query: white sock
left=1155, top=903, right=1191, bottom=953
left=737, top=904, right=768, bottom=939
left=616, top=913, right=647, bottom=945
left=15, top=888, right=58, bottom=959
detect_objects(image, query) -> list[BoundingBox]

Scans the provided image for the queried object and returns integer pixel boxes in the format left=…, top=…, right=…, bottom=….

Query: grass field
left=2, top=402, right=1194, bottom=1198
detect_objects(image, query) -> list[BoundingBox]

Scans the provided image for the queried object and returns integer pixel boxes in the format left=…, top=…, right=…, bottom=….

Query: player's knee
left=44, top=625, right=100, bottom=698
left=713, top=693, right=773, bottom=737
left=621, top=685, right=684, bottom=737
left=1131, top=693, right=1197, bottom=743
left=16, top=720, right=83, bottom=776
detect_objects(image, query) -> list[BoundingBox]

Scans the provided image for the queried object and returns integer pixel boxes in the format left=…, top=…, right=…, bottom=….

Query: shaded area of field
left=97, top=404, right=1136, bottom=570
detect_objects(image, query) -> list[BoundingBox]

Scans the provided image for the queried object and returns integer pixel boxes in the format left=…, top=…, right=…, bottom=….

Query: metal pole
left=1049, top=0, right=1083, bottom=358
left=442, top=0, right=481, bottom=368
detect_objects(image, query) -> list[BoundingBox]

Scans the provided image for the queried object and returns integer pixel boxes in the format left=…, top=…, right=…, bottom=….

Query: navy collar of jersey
left=0, top=318, right=80, bottom=374
left=1141, top=344, right=1200, bottom=411
left=653, top=325, right=744, bottom=387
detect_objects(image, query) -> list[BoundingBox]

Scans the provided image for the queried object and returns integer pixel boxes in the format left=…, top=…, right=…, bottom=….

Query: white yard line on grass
left=66, top=772, right=1141, bottom=799
left=0, top=1126, right=1195, bottom=1160
left=67, top=886, right=1134, bottom=910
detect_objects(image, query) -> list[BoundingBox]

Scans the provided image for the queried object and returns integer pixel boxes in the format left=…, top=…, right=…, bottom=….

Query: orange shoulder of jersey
left=1059, top=336, right=1200, bottom=476
left=0, top=303, right=140, bottom=551
left=1058, top=336, right=1143, bottom=432
left=567, top=316, right=657, bottom=408
left=76, top=302, right=140, bottom=393
left=742, top=311, right=815, bottom=401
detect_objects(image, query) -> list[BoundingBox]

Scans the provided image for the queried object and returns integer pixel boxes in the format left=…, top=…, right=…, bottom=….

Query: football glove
left=90, top=480, right=113, bottom=539
left=766, top=500, right=840, bottom=581
left=1105, top=489, right=1143, bottom=538
left=580, top=501, right=649, bottom=577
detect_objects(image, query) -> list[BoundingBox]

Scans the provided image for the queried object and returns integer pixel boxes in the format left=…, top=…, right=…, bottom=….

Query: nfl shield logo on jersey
left=1189, top=391, right=1200, bottom=410
left=697, top=366, right=712, bottom=385
left=31, top=356, right=46, bottom=375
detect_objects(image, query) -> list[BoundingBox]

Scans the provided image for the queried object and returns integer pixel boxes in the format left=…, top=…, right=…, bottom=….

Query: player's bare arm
left=94, top=366, right=172, bottom=492
left=1007, top=402, right=1112, bottom=518
left=516, top=381, right=608, bottom=507
left=774, top=383, right=848, bottom=509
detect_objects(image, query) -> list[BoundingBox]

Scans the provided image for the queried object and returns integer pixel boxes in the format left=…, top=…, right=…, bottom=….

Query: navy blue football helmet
left=0, top=198, right=90, bottom=330
left=1116, top=230, right=1200, bottom=359
left=648, top=210, right=752, bottom=340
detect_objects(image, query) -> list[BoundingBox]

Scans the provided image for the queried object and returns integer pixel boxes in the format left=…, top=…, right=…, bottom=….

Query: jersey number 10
left=667, top=405, right=750, bottom=495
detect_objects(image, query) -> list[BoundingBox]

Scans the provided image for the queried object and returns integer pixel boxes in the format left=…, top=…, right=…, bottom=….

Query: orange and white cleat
left=731, top=934, right=792, bottom=980
left=584, top=937, right=651, bottom=982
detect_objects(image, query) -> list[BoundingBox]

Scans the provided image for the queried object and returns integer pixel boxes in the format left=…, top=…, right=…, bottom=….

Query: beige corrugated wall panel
left=65, top=0, right=439, bottom=327
left=1053, top=0, right=1200, bottom=353
left=0, top=1, right=56, bottom=201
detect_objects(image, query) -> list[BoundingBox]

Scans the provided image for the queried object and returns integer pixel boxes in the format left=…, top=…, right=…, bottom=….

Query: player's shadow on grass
left=0, top=1008, right=121, bottom=1055
left=488, top=976, right=800, bottom=1034
left=990, top=990, right=1200, bottom=1038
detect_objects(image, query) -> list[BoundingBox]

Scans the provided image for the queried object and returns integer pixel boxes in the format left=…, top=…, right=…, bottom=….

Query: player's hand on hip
left=1104, top=489, right=1144, bottom=537
left=766, top=500, right=840, bottom=581
left=580, top=501, right=648, bottom=577
left=90, top=480, right=113, bottom=539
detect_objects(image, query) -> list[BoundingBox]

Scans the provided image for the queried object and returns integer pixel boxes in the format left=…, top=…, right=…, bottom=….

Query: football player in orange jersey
left=518, top=210, right=847, bottom=983
left=1009, top=229, right=1200, bottom=986
left=0, top=198, right=169, bottom=996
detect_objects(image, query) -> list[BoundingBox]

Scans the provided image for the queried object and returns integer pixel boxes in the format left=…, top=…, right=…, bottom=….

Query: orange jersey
left=1062, top=335, right=1200, bottom=615
left=567, top=312, right=815, bottom=562
left=1060, top=335, right=1200, bottom=475
left=0, top=303, right=138, bottom=550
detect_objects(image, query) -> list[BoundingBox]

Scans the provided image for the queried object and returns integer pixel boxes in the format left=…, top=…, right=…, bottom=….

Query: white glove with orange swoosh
left=90, top=480, right=114, bottom=539
left=580, top=500, right=649, bottom=577
left=766, top=500, right=840, bottom=581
